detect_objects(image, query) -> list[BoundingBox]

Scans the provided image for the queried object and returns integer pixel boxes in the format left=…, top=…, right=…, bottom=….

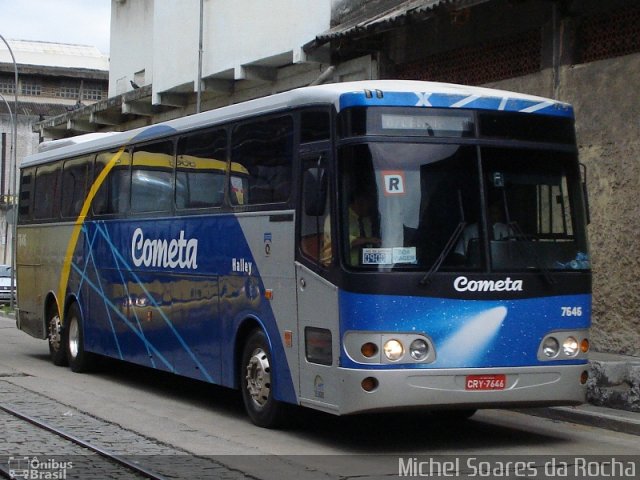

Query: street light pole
left=0, top=34, right=19, bottom=311
left=0, top=92, right=13, bottom=264
left=196, top=0, right=204, bottom=114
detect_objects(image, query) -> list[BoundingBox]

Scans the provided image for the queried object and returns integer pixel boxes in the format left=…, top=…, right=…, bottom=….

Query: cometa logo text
left=454, top=276, right=523, bottom=292
left=131, top=228, right=198, bottom=269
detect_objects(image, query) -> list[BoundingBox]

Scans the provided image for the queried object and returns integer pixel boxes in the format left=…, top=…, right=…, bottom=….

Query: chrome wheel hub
left=68, top=318, right=79, bottom=360
left=245, top=348, right=271, bottom=407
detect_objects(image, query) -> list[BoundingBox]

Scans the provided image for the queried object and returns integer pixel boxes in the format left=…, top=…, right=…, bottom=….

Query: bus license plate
left=465, top=374, right=506, bottom=391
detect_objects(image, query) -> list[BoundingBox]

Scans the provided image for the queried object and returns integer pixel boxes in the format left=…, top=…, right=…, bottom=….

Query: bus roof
left=22, top=80, right=573, bottom=168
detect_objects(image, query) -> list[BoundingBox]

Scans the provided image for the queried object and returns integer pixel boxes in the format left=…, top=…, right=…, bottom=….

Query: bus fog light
left=580, top=370, right=589, bottom=385
left=542, top=337, right=559, bottom=358
left=562, top=336, right=579, bottom=357
left=383, top=339, right=404, bottom=361
left=409, top=339, right=429, bottom=361
left=361, top=377, right=378, bottom=392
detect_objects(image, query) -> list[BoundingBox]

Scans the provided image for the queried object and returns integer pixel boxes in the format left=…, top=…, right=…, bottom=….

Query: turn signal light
left=580, top=338, right=590, bottom=353
left=361, top=342, right=378, bottom=358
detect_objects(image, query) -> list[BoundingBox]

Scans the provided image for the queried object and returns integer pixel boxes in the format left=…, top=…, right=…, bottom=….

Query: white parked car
left=0, top=264, right=15, bottom=305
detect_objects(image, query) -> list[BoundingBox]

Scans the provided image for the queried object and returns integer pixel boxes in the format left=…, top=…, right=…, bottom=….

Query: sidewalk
left=523, top=403, right=640, bottom=436
left=524, top=351, right=640, bottom=436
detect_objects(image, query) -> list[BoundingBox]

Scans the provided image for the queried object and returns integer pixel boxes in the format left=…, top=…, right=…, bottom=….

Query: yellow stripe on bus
left=57, top=146, right=127, bottom=324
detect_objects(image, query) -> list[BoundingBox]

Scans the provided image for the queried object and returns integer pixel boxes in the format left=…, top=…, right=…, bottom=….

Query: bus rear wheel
left=66, top=303, right=94, bottom=373
left=240, top=329, right=285, bottom=428
left=47, top=311, right=67, bottom=366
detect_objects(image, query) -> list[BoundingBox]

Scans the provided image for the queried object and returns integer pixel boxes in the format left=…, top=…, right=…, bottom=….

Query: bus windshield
left=338, top=143, right=589, bottom=272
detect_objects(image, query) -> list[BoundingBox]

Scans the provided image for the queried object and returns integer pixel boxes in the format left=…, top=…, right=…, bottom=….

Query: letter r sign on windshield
left=382, top=171, right=406, bottom=196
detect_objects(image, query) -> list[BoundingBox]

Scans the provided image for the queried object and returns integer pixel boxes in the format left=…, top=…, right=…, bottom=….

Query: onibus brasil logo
left=8, top=456, right=73, bottom=479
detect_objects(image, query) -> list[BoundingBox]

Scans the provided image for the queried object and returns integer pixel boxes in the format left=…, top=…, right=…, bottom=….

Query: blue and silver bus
left=16, top=80, right=591, bottom=427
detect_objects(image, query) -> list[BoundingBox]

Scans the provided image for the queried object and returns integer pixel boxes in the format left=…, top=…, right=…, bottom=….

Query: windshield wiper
left=420, top=221, right=466, bottom=286
left=420, top=190, right=467, bottom=286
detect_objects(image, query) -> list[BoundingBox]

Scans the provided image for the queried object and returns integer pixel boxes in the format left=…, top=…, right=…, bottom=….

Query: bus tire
left=47, top=310, right=67, bottom=366
left=240, top=329, right=285, bottom=428
left=66, top=303, right=94, bottom=373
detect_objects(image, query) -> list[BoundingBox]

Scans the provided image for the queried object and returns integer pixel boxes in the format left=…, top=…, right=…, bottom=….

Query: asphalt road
left=1, top=315, right=638, bottom=479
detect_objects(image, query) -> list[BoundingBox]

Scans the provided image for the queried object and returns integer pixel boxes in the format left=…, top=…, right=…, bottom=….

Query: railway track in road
left=0, top=403, right=167, bottom=479
left=0, top=380, right=250, bottom=480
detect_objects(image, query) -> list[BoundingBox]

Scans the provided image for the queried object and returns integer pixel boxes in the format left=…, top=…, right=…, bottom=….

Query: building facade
left=0, top=40, right=108, bottom=264
left=39, top=0, right=335, bottom=138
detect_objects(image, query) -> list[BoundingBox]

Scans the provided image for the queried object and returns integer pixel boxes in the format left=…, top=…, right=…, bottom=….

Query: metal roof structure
left=0, top=39, right=108, bottom=71
left=0, top=101, right=71, bottom=118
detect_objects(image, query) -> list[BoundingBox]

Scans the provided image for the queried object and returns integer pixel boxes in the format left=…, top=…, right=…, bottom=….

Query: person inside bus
left=349, top=190, right=381, bottom=256
left=320, top=190, right=381, bottom=266
left=454, top=200, right=512, bottom=258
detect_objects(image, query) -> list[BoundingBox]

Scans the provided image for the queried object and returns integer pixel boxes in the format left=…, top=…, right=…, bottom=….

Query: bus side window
left=176, top=128, right=227, bottom=209
left=18, top=168, right=35, bottom=223
left=130, top=141, right=174, bottom=213
left=93, top=150, right=131, bottom=215
left=231, top=116, right=293, bottom=206
left=33, top=162, right=62, bottom=221
left=61, top=155, right=93, bottom=218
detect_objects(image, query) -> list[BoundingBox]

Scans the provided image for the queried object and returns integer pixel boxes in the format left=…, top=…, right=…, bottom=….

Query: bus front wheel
left=240, top=329, right=285, bottom=428
left=66, top=303, right=94, bottom=373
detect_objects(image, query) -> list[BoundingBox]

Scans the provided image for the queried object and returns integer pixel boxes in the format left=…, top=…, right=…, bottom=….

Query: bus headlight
left=383, top=339, right=404, bottom=361
left=409, top=339, right=429, bottom=361
left=538, top=330, right=589, bottom=361
left=542, top=337, right=559, bottom=358
left=562, top=337, right=579, bottom=357
left=343, top=332, right=436, bottom=364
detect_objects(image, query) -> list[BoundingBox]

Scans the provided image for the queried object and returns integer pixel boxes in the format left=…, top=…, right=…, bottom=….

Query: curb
left=521, top=405, right=640, bottom=436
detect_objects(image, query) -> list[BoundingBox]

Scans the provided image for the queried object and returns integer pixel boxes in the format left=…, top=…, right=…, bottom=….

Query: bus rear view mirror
left=303, top=167, right=327, bottom=217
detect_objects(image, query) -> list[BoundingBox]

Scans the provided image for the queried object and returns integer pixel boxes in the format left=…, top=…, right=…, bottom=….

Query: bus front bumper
left=330, top=364, right=588, bottom=415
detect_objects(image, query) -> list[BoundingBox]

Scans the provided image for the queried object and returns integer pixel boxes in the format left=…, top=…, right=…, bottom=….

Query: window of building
left=134, top=70, right=146, bottom=87
left=82, top=83, right=106, bottom=101
left=58, top=86, right=79, bottom=99
left=0, top=79, right=15, bottom=95
left=397, top=30, right=541, bottom=86
left=578, top=6, right=640, bottom=63
left=230, top=116, right=293, bottom=205
left=21, top=82, right=42, bottom=96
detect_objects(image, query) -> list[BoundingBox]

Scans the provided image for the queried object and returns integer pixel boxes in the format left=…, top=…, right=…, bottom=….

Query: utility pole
left=0, top=34, right=19, bottom=310
left=196, top=0, right=204, bottom=113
